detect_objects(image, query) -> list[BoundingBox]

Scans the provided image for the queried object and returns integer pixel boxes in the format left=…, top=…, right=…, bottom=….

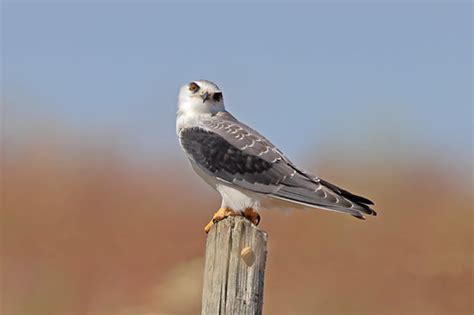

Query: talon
left=243, top=208, right=260, bottom=226
left=204, top=207, right=236, bottom=233
left=204, top=221, right=214, bottom=233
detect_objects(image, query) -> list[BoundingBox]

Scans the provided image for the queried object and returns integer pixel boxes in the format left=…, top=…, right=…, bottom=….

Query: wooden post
left=201, top=216, right=268, bottom=315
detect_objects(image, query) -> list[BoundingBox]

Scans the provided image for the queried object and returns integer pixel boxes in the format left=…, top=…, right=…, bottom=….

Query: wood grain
left=202, top=216, right=268, bottom=315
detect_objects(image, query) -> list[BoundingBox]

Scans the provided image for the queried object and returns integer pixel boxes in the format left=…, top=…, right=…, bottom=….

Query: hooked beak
left=201, top=92, right=210, bottom=103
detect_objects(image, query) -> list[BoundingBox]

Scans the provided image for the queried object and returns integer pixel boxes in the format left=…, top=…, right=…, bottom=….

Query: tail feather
left=271, top=178, right=377, bottom=218
left=320, top=179, right=375, bottom=206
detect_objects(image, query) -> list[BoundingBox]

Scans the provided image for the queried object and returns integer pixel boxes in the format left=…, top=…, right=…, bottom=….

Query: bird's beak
left=201, top=92, right=210, bottom=103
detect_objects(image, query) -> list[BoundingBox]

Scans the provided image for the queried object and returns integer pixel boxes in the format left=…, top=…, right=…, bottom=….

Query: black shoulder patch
left=180, top=127, right=273, bottom=176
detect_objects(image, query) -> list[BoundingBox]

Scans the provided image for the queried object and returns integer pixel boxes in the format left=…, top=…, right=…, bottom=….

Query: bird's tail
left=270, top=178, right=377, bottom=219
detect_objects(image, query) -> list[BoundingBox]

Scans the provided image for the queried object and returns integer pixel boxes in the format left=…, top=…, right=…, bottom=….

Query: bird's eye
left=213, top=92, right=222, bottom=102
left=189, top=82, right=200, bottom=93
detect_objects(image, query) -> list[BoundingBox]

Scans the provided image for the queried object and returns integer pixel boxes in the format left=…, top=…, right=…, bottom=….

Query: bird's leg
left=204, top=207, right=236, bottom=233
left=243, top=208, right=261, bottom=226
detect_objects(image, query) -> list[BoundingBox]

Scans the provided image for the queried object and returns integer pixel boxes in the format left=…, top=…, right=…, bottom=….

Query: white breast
left=188, top=159, right=263, bottom=212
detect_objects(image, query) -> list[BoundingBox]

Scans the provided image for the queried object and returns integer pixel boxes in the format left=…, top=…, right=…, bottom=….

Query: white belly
left=189, top=160, right=262, bottom=212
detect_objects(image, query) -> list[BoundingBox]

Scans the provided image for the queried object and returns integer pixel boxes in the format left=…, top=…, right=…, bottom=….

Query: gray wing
left=179, top=111, right=376, bottom=218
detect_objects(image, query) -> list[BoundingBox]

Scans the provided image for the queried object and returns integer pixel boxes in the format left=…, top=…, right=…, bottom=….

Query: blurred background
left=1, top=1, right=472, bottom=315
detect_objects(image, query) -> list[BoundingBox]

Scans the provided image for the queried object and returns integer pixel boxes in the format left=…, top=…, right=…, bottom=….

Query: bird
left=176, top=80, right=377, bottom=233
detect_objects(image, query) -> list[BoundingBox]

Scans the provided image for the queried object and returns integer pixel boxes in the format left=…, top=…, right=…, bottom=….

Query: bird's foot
left=204, top=207, right=261, bottom=233
left=204, top=207, right=236, bottom=233
left=243, top=208, right=261, bottom=226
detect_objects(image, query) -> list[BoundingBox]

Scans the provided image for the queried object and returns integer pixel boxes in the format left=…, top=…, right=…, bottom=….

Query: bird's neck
left=176, top=111, right=213, bottom=134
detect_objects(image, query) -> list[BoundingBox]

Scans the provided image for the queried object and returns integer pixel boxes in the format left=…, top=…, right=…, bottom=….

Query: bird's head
left=177, top=80, right=225, bottom=117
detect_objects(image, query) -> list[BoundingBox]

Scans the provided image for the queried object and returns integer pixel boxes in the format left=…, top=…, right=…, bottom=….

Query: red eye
left=189, top=82, right=199, bottom=92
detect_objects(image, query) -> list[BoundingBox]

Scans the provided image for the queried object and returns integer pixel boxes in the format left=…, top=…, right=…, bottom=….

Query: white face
left=177, top=80, right=225, bottom=116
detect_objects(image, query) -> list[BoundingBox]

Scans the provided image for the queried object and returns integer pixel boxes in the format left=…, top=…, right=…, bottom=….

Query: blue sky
left=2, top=1, right=472, bottom=166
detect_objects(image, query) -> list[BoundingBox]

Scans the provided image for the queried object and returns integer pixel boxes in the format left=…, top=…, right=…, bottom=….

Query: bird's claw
left=244, top=208, right=260, bottom=226
left=204, top=207, right=261, bottom=233
left=204, top=207, right=236, bottom=233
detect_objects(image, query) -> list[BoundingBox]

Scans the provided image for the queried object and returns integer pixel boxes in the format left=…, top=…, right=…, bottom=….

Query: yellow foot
left=204, top=207, right=236, bottom=233
left=243, top=208, right=261, bottom=226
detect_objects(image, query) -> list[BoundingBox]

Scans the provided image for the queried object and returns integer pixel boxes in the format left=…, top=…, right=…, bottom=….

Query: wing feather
left=179, top=111, right=377, bottom=218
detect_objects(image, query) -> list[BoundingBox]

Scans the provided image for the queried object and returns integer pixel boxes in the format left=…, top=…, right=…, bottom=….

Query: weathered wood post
left=201, top=216, right=268, bottom=315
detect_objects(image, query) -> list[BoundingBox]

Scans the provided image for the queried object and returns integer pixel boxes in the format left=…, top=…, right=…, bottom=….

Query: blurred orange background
left=2, top=2, right=472, bottom=315
left=2, top=111, right=472, bottom=315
